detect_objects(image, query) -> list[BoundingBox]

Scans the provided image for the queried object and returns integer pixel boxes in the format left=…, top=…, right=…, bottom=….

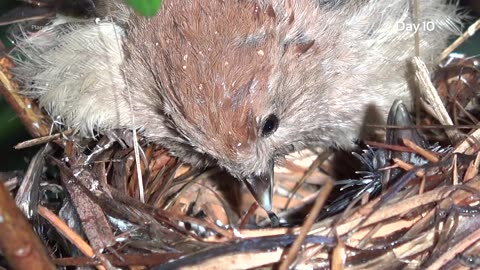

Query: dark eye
left=261, top=114, right=279, bottom=137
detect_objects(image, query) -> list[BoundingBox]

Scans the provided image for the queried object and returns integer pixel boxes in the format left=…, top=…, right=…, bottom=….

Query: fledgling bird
left=11, top=0, right=462, bottom=211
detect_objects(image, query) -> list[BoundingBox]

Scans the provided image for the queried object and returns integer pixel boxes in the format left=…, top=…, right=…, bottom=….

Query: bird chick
left=11, top=0, right=462, bottom=211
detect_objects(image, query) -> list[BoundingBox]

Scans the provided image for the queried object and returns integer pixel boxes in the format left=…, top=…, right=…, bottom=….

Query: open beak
left=243, top=163, right=274, bottom=212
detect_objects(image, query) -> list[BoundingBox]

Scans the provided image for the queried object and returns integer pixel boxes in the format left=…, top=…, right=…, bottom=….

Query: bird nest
left=1, top=23, right=480, bottom=270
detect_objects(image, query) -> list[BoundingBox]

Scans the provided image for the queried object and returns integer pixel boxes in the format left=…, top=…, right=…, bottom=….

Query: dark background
left=0, top=0, right=34, bottom=171
left=0, top=0, right=479, bottom=171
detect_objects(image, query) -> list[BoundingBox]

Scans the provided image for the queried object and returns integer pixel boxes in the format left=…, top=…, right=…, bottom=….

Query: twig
left=279, top=179, right=334, bottom=270
left=37, top=206, right=107, bottom=270
left=426, top=226, right=480, bottom=270
left=453, top=154, right=458, bottom=185
left=402, top=138, right=439, bottom=162
left=284, top=151, right=331, bottom=209
left=454, top=128, right=480, bottom=154
left=0, top=183, right=55, bottom=270
left=239, top=203, right=259, bottom=229
left=393, top=158, right=426, bottom=177
left=331, top=233, right=346, bottom=270
left=412, top=57, right=460, bottom=143
left=440, top=19, right=480, bottom=60
left=463, top=152, right=480, bottom=182
left=14, top=129, right=74, bottom=149
left=365, top=140, right=416, bottom=153
left=366, top=124, right=478, bottom=130
left=52, top=253, right=182, bottom=267
left=0, top=58, right=50, bottom=137
left=15, top=145, right=49, bottom=219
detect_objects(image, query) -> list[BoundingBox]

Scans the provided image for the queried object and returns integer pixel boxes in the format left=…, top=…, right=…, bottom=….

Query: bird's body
left=11, top=0, right=462, bottom=210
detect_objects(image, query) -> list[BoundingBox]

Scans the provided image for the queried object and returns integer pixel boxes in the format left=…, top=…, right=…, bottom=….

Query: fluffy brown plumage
left=11, top=0, right=463, bottom=211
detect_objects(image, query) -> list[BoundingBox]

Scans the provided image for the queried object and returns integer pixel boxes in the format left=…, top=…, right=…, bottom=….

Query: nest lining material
left=0, top=22, right=480, bottom=270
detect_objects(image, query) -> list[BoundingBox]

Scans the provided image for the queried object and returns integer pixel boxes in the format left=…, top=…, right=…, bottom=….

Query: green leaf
left=125, top=0, right=162, bottom=17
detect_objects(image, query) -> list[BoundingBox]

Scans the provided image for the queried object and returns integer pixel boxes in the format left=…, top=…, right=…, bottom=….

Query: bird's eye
left=261, top=114, right=279, bottom=137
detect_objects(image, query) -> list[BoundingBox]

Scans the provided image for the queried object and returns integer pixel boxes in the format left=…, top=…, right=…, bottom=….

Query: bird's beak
left=243, top=164, right=274, bottom=212
left=387, top=100, right=426, bottom=148
left=380, top=100, right=428, bottom=187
